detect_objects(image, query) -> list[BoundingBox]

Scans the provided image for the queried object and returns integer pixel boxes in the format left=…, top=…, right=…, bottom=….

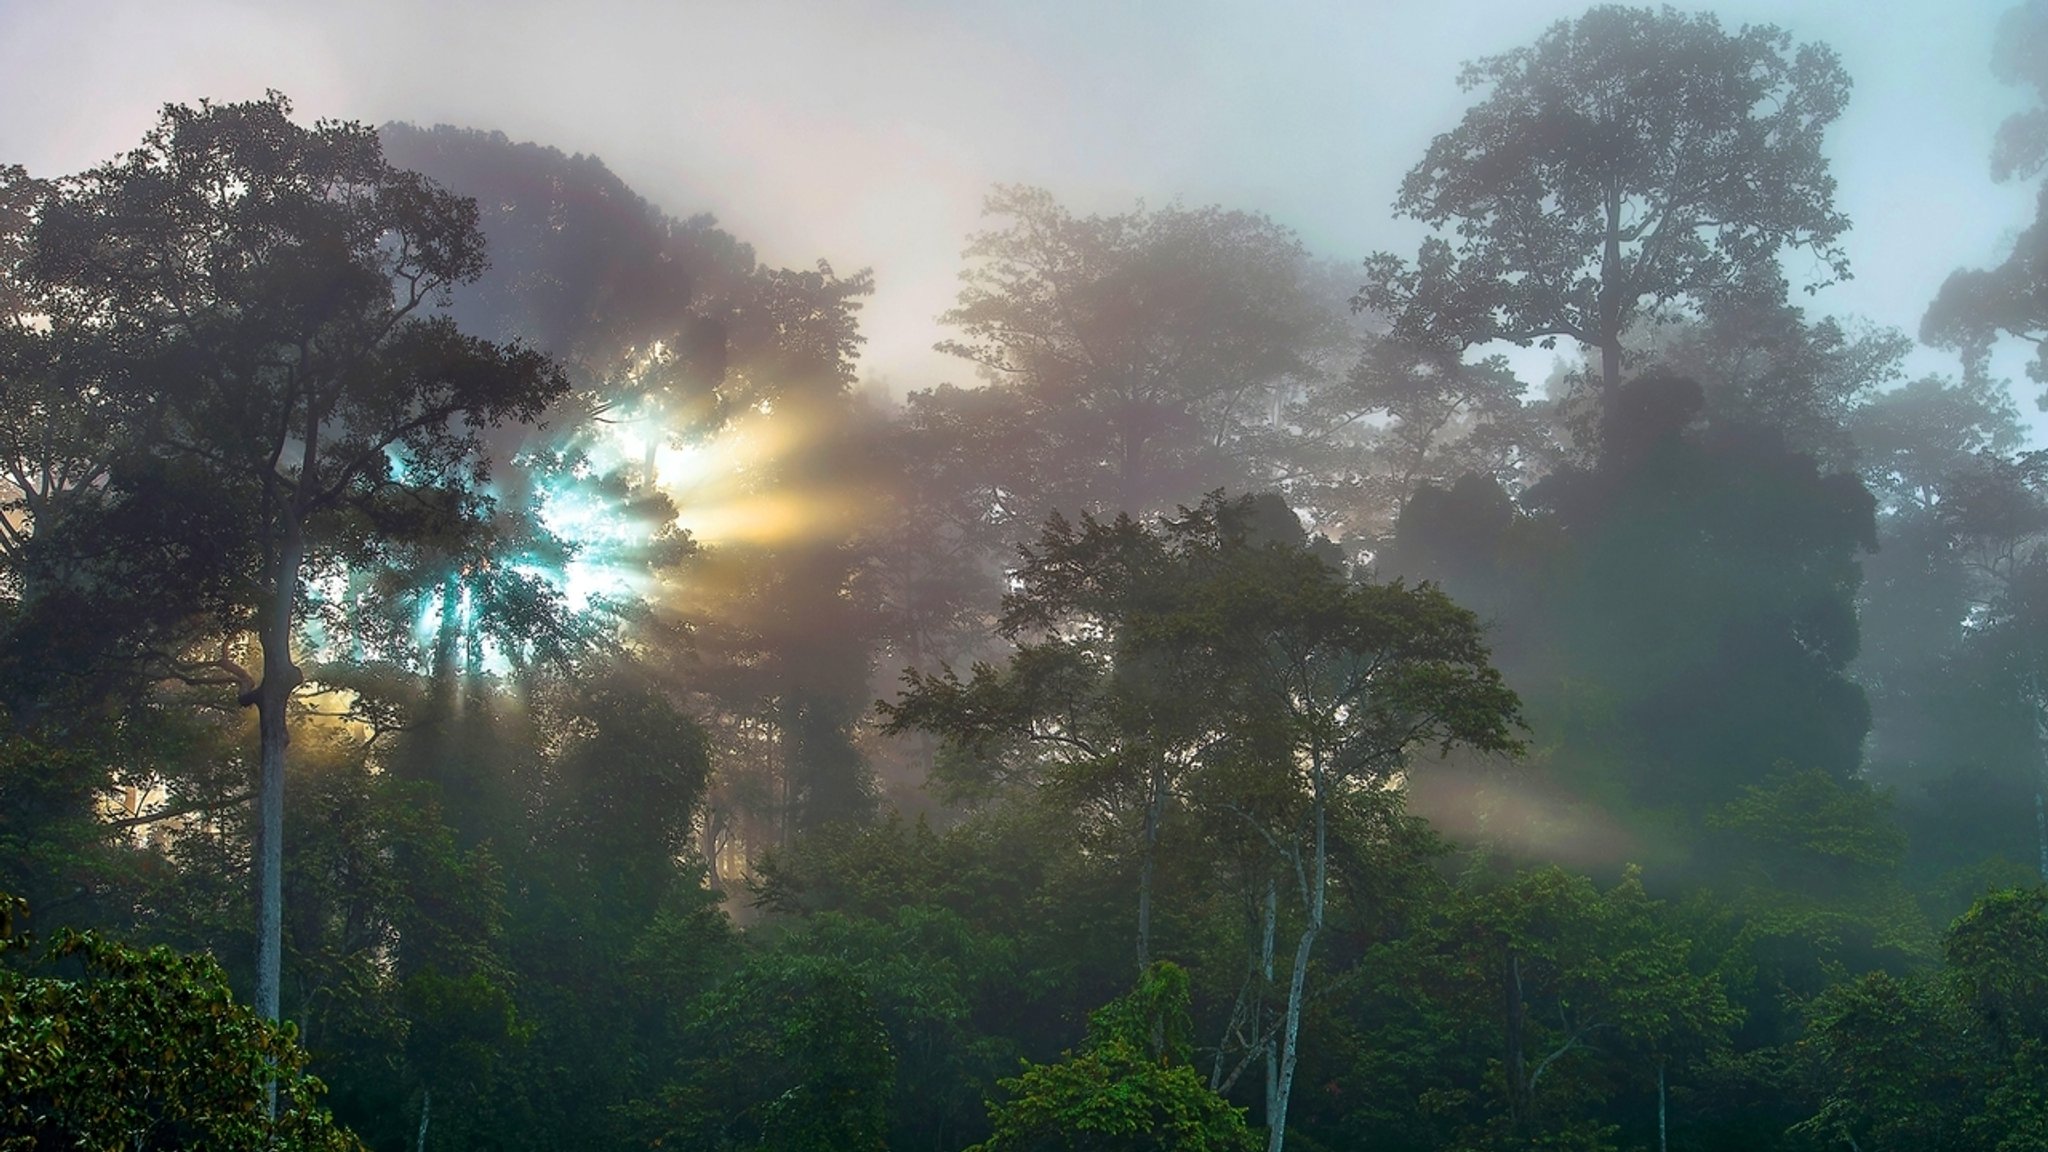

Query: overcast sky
left=0, top=0, right=2033, bottom=421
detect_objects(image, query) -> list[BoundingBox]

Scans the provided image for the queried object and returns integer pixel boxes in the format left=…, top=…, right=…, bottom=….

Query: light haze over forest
left=0, top=0, right=2032, bottom=410
left=11, top=3, right=2048, bottom=1151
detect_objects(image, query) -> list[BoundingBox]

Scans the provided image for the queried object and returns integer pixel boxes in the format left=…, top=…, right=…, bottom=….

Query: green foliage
left=1346, top=867, right=1737, bottom=1151
left=1708, top=768, right=1933, bottom=963
left=1791, top=887, right=2048, bottom=1152
left=633, top=952, right=894, bottom=1152
left=782, top=908, right=1018, bottom=1128
left=18, top=46, right=2048, bottom=1152
left=0, top=900, right=361, bottom=1150
left=1387, top=375, right=1877, bottom=855
left=971, top=964, right=1259, bottom=1152
left=1945, top=887, right=2048, bottom=1051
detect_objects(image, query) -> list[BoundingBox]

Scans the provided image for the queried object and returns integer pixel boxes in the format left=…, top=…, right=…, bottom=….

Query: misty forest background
left=10, top=4, right=2048, bottom=1151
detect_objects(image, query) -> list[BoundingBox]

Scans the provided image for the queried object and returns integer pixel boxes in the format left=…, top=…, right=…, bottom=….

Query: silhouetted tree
left=1361, top=6, right=1851, bottom=403
left=18, top=94, right=567, bottom=1025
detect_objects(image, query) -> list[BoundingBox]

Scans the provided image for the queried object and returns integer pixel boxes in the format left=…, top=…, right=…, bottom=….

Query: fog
left=9, top=4, right=2048, bottom=1150
left=1, top=0, right=2030, bottom=404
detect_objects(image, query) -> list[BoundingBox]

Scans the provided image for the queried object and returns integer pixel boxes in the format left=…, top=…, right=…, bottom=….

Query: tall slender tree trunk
left=1505, top=946, right=1527, bottom=1131
left=1136, top=765, right=1165, bottom=971
left=1262, top=875, right=1278, bottom=1127
left=1268, top=776, right=1327, bottom=1152
left=1600, top=339, right=1623, bottom=397
left=416, top=1086, right=431, bottom=1152
left=1657, top=1058, right=1668, bottom=1152
left=253, top=507, right=305, bottom=1028
left=2030, top=664, right=2048, bottom=881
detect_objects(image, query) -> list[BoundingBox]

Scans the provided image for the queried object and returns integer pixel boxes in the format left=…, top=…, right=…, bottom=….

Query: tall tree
left=1156, top=505, right=1522, bottom=1152
left=1360, top=5, right=1851, bottom=402
left=18, top=94, right=567, bottom=1026
left=1384, top=375, right=1876, bottom=829
left=881, top=503, right=1238, bottom=971
left=939, top=186, right=1334, bottom=519
left=1924, top=0, right=2048, bottom=400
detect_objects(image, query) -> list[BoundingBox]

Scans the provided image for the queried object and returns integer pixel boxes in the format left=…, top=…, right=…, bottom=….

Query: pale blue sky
left=0, top=0, right=2032, bottom=426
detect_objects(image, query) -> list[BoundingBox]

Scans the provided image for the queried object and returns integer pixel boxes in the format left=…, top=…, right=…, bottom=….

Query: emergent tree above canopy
left=1360, top=5, right=1852, bottom=401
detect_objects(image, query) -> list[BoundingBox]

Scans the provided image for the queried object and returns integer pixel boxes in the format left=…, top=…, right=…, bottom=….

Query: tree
left=939, top=186, right=1335, bottom=520
left=17, top=94, right=568, bottom=1027
left=0, top=895, right=363, bottom=1150
left=1349, top=867, right=1738, bottom=1152
left=970, top=962, right=1260, bottom=1152
left=1386, top=375, right=1877, bottom=826
left=631, top=952, right=895, bottom=1152
left=1924, top=1, right=2048, bottom=398
left=1155, top=510, right=1522, bottom=1152
left=1360, top=5, right=1851, bottom=401
left=1636, top=274, right=1910, bottom=469
left=882, top=503, right=1252, bottom=970
left=1288, top=341, right=1546, bottom=542
left=1793, top=887, right=2048, bottom=1152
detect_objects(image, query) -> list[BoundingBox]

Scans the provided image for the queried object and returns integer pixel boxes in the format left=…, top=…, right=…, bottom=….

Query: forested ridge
left=5, top=4, right=2048, bottom=1150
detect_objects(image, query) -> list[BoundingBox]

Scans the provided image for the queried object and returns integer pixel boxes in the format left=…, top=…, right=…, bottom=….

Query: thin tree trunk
left=251, top=502, right=305, bottom=1121
left=1136, top=766, right=1165, bottom=972
left=253, top=507, right=305, bottom=1029
left=1505, top=946, right=1526, bottom=1130
left=416, top=1086, right=431, bottom=1152
left=1268, top=784, right=1327, bottom=1152
left=2036, top=788, right=2046, bottom=883
left=1657, top=1058, right=1668, bottom=1152
left=2031, top=665, right=2047, bottom=881
left=1262, top=875, right=1278, bottom=1127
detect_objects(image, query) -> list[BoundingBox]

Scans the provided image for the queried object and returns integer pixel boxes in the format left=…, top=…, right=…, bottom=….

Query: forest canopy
left=5, top=4, right=2048, bottom=1152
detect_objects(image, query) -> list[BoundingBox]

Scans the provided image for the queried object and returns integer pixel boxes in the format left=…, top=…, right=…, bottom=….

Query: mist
left=5, top=3, right=2048, bottom=1151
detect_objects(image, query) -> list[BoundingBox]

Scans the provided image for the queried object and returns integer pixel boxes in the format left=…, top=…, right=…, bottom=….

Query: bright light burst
left=526, top=478, right=653, bottom=611
left=298, top=386, right=879, bottom=683
left=606, top=404, right=867, bottom=550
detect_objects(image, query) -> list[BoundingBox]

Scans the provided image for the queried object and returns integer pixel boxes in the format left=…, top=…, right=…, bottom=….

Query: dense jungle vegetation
left=7, top=4, right=2048, bottom=1150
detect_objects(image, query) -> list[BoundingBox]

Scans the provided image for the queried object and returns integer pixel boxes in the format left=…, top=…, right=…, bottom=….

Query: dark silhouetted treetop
left=1992, top=1, right=2048, bottom=184
left=1360, top=5, right=1851, bottom=397
left=1924, top=2, right=2048, bottom=397
left=380, top=122, right=874, bottom=449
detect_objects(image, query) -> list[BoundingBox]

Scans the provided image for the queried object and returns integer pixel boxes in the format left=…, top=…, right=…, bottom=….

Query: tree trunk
left=253, top=506, right=304, bottom=1030
left=416, top=1086, right=431, bottom=1152
left=2036, top=788, right=2046, bottom=883
left=1262, top=875, right=1278, bottom=1128
left=1504, top=946, right=1526, bottom=1130
left=1657, top=1058, right=1668, bottom=1152
left=2031, top=666, right=2048, bottom=881
left=1599, top=182, right=1626, bottom=399
left=250, top=502, right=305, bottom=1121
left=1268, top=782, right=1327, bottom=1152
left=432, top=571, right=462, bottom=687
left=1136, top=766, right=1165, bottom=971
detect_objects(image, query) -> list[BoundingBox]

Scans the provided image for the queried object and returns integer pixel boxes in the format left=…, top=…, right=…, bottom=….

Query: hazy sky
left=0, top=0, right=2032, bottom=416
